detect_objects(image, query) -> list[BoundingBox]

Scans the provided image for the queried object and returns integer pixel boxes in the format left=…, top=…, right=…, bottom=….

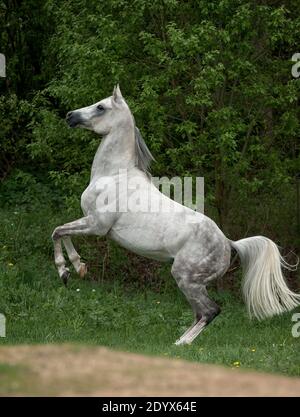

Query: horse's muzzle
left=66, top=111, right=82, bottom=128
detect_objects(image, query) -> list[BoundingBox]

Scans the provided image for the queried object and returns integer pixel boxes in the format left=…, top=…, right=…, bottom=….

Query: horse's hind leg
left=171, top=234, right=231, bottom=345
left=63, top=237, right=87, bottom=278
left=173, top=274, right=221, bottom=345
left=171, top=255, right=228, bottom=345
left=175, top=286, right=220, bottom=345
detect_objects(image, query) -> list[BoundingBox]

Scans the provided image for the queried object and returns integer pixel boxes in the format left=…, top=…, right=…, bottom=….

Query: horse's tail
left=230, top=236, right=300, bottom=320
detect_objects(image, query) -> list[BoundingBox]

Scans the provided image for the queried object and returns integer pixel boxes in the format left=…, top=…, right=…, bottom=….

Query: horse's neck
left=90, top=125, right=135, bottom=180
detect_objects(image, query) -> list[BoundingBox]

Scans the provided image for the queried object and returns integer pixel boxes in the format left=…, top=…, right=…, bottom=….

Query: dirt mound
left=0, top=344, right=299, bottom=396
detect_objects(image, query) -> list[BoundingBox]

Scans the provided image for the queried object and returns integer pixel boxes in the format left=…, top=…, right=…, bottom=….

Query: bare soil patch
left=0, top=345, right=299, bottom=396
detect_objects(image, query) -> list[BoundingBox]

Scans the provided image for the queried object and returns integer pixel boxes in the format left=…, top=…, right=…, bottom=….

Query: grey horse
left=52, top=85, right=299, bottom=345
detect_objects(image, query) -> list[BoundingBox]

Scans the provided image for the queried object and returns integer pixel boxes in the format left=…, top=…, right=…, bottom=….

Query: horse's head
left=66, top=85, right=132, bottom=135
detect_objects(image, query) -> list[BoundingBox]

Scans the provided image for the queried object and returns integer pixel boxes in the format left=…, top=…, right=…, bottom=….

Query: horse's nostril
left=66, top=110, right=81, bottom=128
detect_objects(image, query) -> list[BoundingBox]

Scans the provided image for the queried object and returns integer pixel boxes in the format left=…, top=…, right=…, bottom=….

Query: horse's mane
left=134, top=126, right=155, bottom=175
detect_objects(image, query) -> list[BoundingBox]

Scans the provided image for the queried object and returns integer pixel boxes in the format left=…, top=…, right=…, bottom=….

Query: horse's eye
left=97, top=104, right=104, bottom=112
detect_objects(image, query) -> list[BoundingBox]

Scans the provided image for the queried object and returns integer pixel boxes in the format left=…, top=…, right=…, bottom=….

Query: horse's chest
left=81, top=182, right=102, bottom=215
left=81, top=177, right=116, bottom=215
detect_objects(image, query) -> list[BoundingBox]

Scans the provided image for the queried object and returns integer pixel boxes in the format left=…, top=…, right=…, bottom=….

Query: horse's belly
left=108, top=224, right=172, bottom=262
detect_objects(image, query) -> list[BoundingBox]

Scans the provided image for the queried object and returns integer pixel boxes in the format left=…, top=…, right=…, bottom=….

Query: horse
left=52, top=85, right=300, bottom=345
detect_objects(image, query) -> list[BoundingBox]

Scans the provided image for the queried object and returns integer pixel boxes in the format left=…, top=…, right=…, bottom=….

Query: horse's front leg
left=52, top=215, right=97, bottom=284
left=53, top=239, right=70, bottom=285
left=63, top=236, right=87, bottom=278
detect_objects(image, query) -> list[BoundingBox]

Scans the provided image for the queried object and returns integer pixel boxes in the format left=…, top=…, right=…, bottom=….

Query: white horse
left=52, top=85, right=300, bottom=345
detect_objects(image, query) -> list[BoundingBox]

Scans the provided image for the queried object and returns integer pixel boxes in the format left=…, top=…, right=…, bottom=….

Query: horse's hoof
left=61, top=269, right=70, bottom=286
left=79, top=263, right=87, bottom=278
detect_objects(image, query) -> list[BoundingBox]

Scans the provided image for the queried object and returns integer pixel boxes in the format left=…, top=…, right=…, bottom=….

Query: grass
left=0, top=203, right=299, bottom=377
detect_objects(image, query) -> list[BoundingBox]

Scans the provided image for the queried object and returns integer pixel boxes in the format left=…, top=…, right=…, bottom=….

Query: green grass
left=0, top=205, right=299, bottom=377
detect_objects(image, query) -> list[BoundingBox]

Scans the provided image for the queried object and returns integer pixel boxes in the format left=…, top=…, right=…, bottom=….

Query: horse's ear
left=112, top=84, right=123, bottom=106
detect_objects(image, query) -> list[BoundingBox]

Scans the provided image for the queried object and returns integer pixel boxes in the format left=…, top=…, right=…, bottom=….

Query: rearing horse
left=52, top=85, right=299, bottom=345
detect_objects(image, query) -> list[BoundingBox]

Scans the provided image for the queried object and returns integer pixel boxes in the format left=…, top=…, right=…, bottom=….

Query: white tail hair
left=231, top=236, right=300, bottom=320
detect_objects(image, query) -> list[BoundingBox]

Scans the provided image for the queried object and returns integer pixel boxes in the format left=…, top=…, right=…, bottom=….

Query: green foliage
left=0, top=169, right=61, bottom=210
left=0, top=94, right=33, bottom=178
